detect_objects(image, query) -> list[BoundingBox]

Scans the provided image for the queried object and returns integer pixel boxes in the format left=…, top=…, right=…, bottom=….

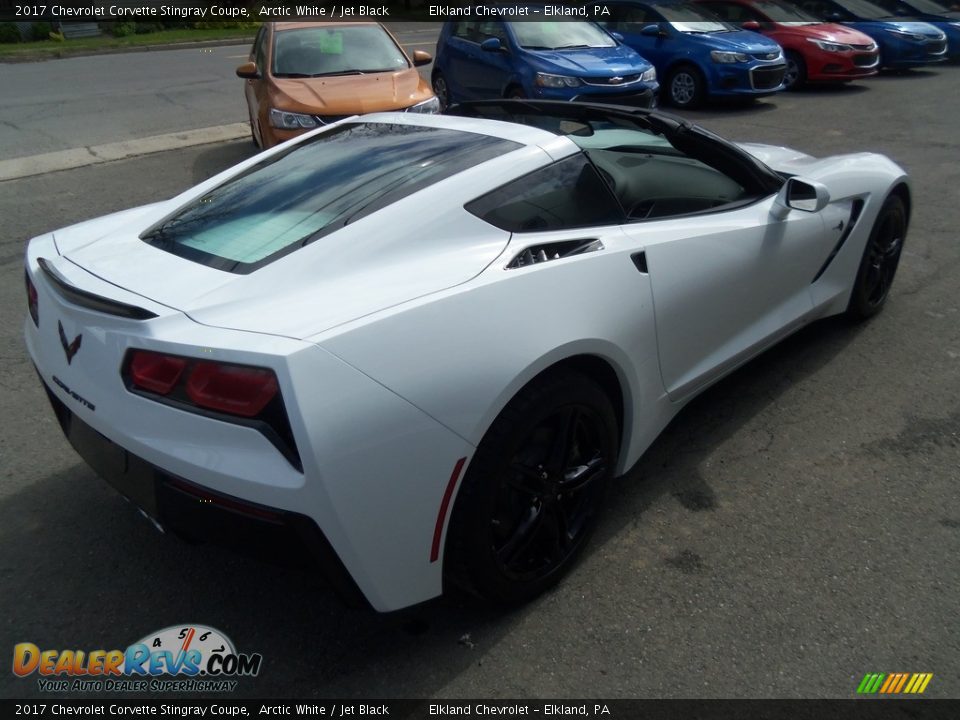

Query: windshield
left=752, top=0, right=822, bottom=22
left=510, top=21, right=616, bottom=49
left=141, top=123, right=520, bottom=273
left=653, top=3, right=737, bottom=32
left=272, top=25, right=409, bottom=77
left=832, top=0, right=897, bottom=18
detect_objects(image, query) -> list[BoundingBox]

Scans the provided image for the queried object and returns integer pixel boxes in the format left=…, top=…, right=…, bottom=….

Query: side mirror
left=825, top=11, right=845, bottom=21
left=412, top=49, right=432, bottom=66
left=480, top=37, right=505, bottom=52
left=610, top=31, right=625, bottom=42
left=772, top=177, right=831, bottom=219
left=641, top=24, right=664, bottom=37
left=235, top=61, right=259, bottom=80
left=742, top=20, right=761, bottom=31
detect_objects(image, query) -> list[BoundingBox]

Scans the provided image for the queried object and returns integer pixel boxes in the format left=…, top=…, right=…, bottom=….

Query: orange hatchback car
left=237, top=22, right=438, bottom=148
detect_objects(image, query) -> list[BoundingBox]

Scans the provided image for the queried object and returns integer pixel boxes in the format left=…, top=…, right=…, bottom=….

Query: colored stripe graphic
left=857, top=673, right=884, bottom=694
left=857, top=673, right=932, bottom=695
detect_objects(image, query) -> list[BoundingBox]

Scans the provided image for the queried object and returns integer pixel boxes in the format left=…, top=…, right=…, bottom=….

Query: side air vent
left=37, top=257, right=159, bottom=320
left=506, top=239, right=604, bottom=270
left=811, top=199, right=865, bottom=284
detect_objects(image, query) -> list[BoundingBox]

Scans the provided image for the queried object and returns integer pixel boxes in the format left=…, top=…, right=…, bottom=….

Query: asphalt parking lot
left=1, top=60, right=958, bottom=699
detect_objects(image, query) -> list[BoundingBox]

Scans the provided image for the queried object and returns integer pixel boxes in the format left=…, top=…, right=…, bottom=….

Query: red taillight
left=186, top=362, right=278, bottom=418
left=25, top=271, right=39, bottom=327
left=127, top=352, right=279, bottom=418
left=130, top=351, right=187, bottom=395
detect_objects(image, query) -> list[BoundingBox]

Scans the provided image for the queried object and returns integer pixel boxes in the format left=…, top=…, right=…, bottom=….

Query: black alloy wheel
left=847, top=194, right=907, bottom=319
left=446, top=370, right=618, bottom=605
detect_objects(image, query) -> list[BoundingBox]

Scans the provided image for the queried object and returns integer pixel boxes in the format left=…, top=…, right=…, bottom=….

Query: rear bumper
left=42, top=378, right=370, bottom=608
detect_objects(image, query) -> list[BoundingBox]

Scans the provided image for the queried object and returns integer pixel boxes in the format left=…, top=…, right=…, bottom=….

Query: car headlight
left=808, top=38, right=853, bottom=52
left=640, top=67, right=657, bottom=82
left=884, top=28, right=927, bottom=41
left=405, top=96, right=441, bottom=114
left=710, top=50, right=749, bottom=63
left=268, top=109, right=319, bottom=130
left=951, top=22, right=960, bottom=29
left=535, top=72, right=583, bottom=88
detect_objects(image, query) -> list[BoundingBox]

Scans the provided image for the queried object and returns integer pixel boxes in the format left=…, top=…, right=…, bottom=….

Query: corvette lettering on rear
left=52, top=375, right=94, bottom=412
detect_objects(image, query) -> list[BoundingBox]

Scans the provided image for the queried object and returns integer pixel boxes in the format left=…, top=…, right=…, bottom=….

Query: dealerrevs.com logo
left=12, top=624, right=262, bottom=693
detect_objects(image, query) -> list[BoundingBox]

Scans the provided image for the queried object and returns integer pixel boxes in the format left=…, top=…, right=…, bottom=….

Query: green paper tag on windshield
left=319, top=32, right=343, bottom=55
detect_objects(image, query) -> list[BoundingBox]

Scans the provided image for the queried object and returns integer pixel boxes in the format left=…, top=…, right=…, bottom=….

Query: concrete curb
left=0, top=37, right=255, bottom=64
left=0, top=123, right=251, bottom=183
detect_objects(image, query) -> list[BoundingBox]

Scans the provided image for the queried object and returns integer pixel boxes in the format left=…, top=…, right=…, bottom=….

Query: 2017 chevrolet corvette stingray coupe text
left=24, top=101, right=910, bottom=611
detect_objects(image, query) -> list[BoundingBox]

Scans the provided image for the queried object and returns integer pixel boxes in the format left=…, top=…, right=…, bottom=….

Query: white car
left=24, top=101, right=909, bottom=612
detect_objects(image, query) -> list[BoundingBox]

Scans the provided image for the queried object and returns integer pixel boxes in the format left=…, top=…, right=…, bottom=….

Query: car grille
left=750, top=64, right=786, bottom=90
left=582, top=74, right=642, bottom=86
left=751, top=51, right=781, bottom=61
left=850, top=43, right=877, bottom=51
left=853, top=54, right=879, bottom=68
left=927, top=40, right=947, bottom=56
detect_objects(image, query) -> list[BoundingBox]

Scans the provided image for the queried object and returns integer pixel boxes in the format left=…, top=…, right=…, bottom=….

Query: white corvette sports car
left=25, top=101, right=909, bottom=612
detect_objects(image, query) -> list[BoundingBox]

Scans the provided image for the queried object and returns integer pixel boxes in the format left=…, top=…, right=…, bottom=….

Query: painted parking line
left=0, top=123, right=250, bottom=183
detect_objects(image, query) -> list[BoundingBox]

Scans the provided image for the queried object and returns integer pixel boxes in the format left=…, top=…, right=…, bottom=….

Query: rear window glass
left=141, top=123, right=521, bottom=274
left=466, top=155, right=624, bottom=233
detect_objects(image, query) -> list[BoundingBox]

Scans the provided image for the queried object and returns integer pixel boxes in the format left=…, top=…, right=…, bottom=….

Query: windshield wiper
left=273, top=72, right=314, bottom=78
left=556, top=44, right=592, bottom=49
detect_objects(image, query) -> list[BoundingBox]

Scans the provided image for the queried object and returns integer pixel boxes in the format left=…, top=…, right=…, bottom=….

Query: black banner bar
left=0, top=1, right=624, bottom=24
left=4, top=700, right=960, bottom=720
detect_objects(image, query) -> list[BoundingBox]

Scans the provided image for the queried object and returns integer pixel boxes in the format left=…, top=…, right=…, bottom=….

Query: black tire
left=506, top=85, right=526, bottom=99
left=666, top=64, right=706, bottom=109
left=445, top=370, right=619, bottom=606
left=432, top=72, right=450, bottom=110
left=783, top=51, right=807, bottom=91
left=846, top=194, right=907, bottom=319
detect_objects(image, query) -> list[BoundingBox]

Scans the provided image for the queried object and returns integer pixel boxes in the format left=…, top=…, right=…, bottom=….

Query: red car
left=695, top=0, right=880, bottom=89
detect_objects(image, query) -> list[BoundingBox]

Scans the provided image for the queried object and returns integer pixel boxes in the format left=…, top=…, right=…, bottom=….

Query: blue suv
left=596, top=0, right=788, bottom=108
left=432, top=19, right=659, bottom=108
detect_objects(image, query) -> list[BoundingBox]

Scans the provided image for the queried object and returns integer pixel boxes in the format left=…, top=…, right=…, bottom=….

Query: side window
left=453, top=22, right=480, bottom=43
left=466, top=155, right=623, bottom=233
left=603, top=4, right=654, bottom=31
left=699, top=2, right=737, bottom=20
left=477, top=22, right=508, bottom=45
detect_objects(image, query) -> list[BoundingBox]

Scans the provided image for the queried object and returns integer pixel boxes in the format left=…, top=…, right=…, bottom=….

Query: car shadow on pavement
left=587, top=313, right=866, bottom=583
left=0, top=311, right=868, bottom=700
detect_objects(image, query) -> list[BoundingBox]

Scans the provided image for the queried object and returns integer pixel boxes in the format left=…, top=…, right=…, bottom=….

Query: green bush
left=30, top=22, right=52, bottom=41
left=134, top=22, right=164, bottom=34
left=109, top=22, right=136, bottom=37
left=190, top=21, right=261, bottom=30
left=0, top=22, right=22, bottom=44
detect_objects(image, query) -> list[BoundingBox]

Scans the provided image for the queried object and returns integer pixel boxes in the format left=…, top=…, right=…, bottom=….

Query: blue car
left=595, top=0, right=788, bottom=108
left=865, top=0, right=960, bottom=59
left=431, top=19, right=659, bottom=108
left=783, top=0, right=949, bottom=67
